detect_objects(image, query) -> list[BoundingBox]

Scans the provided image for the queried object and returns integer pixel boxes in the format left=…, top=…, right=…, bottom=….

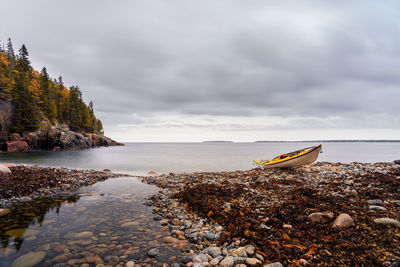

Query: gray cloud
left=2, top=0, right=400, bottom=140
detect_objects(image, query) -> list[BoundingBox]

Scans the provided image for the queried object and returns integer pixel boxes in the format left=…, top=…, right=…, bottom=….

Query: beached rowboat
left=254, top=144, right=322, bottom=168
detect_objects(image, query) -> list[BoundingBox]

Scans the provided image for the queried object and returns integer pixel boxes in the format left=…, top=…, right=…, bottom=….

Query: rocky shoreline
left=142, top=162, right=400, bottom=266
left=0, top=124, right=124, bottom=152
left=0, top=165, right=130, bottom=207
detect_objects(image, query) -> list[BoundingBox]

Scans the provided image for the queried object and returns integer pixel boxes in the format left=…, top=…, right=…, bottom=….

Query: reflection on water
left=0, top=177, right=187, bottom=266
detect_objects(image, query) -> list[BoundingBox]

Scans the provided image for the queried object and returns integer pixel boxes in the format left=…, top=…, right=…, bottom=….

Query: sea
left=0, top=142, right=399, bottom=175
left=0, top=141, right=399, bottom=266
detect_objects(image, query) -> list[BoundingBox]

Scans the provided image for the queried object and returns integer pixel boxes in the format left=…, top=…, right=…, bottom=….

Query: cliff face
left=0, top=124, right=123, bottom=152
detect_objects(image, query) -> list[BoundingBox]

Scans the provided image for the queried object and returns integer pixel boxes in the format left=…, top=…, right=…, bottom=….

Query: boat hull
left=254, top=145, right=322, bottom=168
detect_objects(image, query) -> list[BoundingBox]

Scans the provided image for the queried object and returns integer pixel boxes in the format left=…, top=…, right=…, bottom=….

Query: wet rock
left=307, top=211, right=334, bottom=223
left=373, top=218, right=400, bottom=226
left=163, top=236, right=178, bottom=243
left=6, top=141, right=28, bottom=152
left=332, top=213, right=354, bottom=228
left=125, top=261, right=135, bottom=267
left=147, top=248, right=159, bottom=257
left=153, top=215, right=163, bottom=221
left=74, top=231, right=94, bottom=239
left=246, top=258, right=262, bottom=266
left=220, top=256, right=234, bottom=266
left=108, top=255, right=119, bottom=265
left=369, top=205, right=386, bottom=211
left=192, top=263, right=205, bottom=267
left=367, top=199, right=382, bottom=205
left=263, top=263, right=283, bottom=267
left=204, top=232, right=215, bottom=241
left=51, top=253, right=73, bottom=263
left=12, top=251, right=46, bottom=267
left=0, top=208, right=10, bottom=217
left=210, top=257, right=220, bottom=265
left=205, top=246, right=221, bottom=258
left=121, top=221, right=140, bottom=228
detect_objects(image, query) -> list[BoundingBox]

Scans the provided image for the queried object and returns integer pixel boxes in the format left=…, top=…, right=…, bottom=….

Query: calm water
left=0, top=177, right=188, bottom=266
left=0, top=142, right=399, bottom=175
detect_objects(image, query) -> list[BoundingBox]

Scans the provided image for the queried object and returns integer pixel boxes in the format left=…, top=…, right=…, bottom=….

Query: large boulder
left=6, top=141, right=28, bottom=152
left=10, top=133, right=22, bottom=141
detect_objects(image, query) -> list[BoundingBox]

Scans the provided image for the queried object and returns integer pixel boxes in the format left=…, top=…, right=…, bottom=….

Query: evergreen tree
left=17, top=45, right=31, bottom=73
left=6, top=38, right=16, bottom=72
left=39, top=67, right=50, bottom=114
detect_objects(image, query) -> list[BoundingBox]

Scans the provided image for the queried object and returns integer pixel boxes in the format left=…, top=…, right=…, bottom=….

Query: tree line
left=0, top=38, right=103, bottom=134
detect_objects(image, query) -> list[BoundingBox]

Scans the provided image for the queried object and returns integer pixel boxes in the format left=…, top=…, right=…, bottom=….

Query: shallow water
left=0, top=177, right=187, bottom=266
left=0, top=142, right=399, bottom=175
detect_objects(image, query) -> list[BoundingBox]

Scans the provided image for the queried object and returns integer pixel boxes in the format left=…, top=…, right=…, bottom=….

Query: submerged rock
left=12, top=251, right=46, bottom=267
left=0, top=208, right=10, bottom=217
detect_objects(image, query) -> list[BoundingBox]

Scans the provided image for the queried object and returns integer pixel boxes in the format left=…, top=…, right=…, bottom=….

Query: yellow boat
left=254, top=144, right=322, bottom=168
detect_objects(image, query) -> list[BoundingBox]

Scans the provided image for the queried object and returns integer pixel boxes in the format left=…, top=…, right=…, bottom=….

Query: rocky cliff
left=0, top=124, right=123, bottom=152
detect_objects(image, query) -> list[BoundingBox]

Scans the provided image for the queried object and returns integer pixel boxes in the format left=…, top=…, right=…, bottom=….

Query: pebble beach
left=0, top=161, right=399, bottom=266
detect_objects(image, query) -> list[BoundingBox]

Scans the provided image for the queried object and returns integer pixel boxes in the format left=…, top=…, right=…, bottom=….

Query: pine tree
left=39, top=67, right=50, bottom=114
left=6, top=38, right=16, bottom=72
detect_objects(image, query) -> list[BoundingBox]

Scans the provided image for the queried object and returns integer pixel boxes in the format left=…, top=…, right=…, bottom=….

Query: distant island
left=202, top=141, right=234, bottom=143
left=255, top=140, right=400, bottom=143
left=0, top=38, right=122, bottom=152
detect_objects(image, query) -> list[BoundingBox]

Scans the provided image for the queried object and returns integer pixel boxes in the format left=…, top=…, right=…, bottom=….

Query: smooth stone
left=12, top=251, right=46, bottom=267
left=196, top=253, right=209, bottom=262
left=332, top=213, right=354, bottom=228
left=246, top=258, right=262, bottom=266
left=0, top=165, right=11, bottom=175
left=0, top=208, right=11, bottom=217
left=147, top=248, right=159, bottom=257
left=108, top=256, right=119, bottom=265
left=369, top=205, right=387, bottom=211
left=307, top=211, right=334, bottom=223
left=263, top=262, right=283, bottom=267
left=210, top=258, right=220, bottom=265
left=163, top=236, right=178, bottom=243
left=51, top=253, right=73, bottom=263
left=245, top=245, right=255, bottom=255
left=204, top=232, right=215, bottom=241
left=397, top=201, right=400, bottom=206
left=74, top=231, right=93, bottom=239
left=255, top=253, right=264, bottom=262
left=374, top=218, right=400, bottom=226
left=367, top=199, right=382, bottom=205
left=393, top=160, right=400, bottom=164
left=205, top=246, right=221, bottom=258
left=231, top=247, right=246, bottom=256
left=219, top=256, right=234, bottom=266
left=192, top=263, right=204, bottom=267
left=125, top=261, right=135, bottom=267
left=153, top=215, right=163, bottom=221
left=120, top=221, right=140, bottom=228
left=148, top=170, right=160, bottom=175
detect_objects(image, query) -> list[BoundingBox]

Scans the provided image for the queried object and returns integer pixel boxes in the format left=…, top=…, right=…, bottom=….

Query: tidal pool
left=0, top=177, right=187, bottom=267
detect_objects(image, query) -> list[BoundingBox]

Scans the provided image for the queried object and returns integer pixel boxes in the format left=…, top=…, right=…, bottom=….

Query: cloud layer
left=2, top=0, right=400, bottom=141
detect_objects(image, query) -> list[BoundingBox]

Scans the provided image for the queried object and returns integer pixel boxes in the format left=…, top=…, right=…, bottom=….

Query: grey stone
left=153, top=215, right=163, bottom=221
left=255, top=253, right=264, bottom=262
left=197, top=253, right=209, bottom=262
left=192, top=263, right=204, bottom=267
left=369, top=205, right=386, bottom=211
left=147, top=248, right=159, bottom=257
left=205, top=232, right=216, bottom=241
left=205, top=246, right=222, bottom=258
left=263, top=262, right=283, bottom=267
left=367, top=199, right=382, bottom=205
left=220, top=256, right=234, bottom=266
left=374, top=218, right=400, bottom=226
left=233, top=256, right=247, bottom=264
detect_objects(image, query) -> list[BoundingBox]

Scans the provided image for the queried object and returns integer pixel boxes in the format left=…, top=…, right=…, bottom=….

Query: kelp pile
left=146, top=162, right=400, bottom=266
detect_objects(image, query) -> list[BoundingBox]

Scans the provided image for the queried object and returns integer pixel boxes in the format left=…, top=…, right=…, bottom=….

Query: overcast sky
left=1, top=1, right=400, bottom=141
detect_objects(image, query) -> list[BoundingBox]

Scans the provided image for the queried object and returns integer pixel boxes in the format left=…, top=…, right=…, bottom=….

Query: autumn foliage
left=0, top=38, right=103, bottom=134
